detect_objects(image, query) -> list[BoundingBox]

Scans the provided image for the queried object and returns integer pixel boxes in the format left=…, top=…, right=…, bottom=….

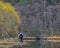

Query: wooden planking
left=23, top=40, right=36, bottom=42
left=44, top=36, right=60, bottom=42
left=47, top=40, right=60, bottom=42
left=45, top=36, right=60, bottom=38
left=23, top=37, right=40, bottom=41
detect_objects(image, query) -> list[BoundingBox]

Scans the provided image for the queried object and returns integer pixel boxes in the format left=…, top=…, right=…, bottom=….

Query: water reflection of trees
left=27, top=41, right=40, bottom=48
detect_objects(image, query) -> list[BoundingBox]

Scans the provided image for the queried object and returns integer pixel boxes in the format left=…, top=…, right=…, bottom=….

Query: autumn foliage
left=0, top=1, right=21, bottom=38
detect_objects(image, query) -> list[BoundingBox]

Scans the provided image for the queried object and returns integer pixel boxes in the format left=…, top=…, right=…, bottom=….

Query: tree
left=2, top=0, right=20, bottom=6
left=2, top=0, right=32, bottom=6
left=47, top=0, right=58, bottom=5
left=0, top=1, right=21, bottom=39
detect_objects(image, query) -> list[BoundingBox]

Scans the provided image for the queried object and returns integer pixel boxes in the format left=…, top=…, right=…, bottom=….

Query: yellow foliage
left=0, top=1, right=21, bottom=38
left=0, top=1, right=20, bottom=24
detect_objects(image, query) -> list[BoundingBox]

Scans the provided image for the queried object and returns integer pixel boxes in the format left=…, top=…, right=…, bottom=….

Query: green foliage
left=2, top=0, right=20, bottom=6
left=47, top=0, right=56, bottom=5
left=2, top=0, right=32, bottom=6
left=29, top=27, right=40, bottom=37
left=47, top=0, right=53, bottom=5
left=19, top=0, right=32, bottom=7
left=0, top=1, right=21, bottom=38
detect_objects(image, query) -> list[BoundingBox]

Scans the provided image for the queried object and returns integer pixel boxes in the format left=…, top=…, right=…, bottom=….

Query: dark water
left=12, top=41, right=40, bottom=48
left=12, top=39, right=60, bottom=48
left=27, top=41, right=40, bottom=48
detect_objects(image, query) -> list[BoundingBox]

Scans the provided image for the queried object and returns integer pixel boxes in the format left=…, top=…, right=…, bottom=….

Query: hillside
left=1, top=0, right=60, bottom=48
left=15, top=0, right=60, bottom=36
